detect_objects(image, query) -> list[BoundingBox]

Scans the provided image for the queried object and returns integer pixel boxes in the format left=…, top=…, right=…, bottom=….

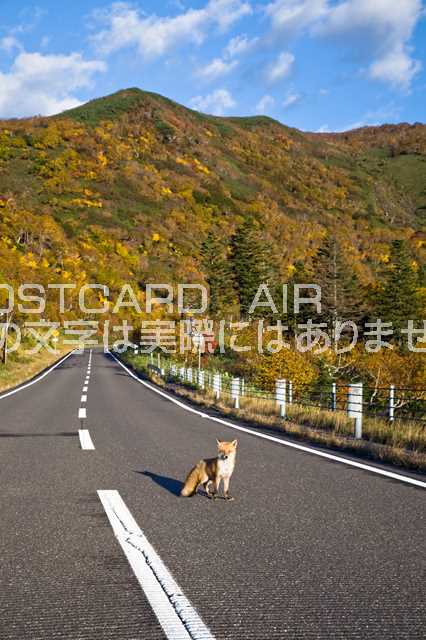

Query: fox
left=180, top=439, right=238, bottom=500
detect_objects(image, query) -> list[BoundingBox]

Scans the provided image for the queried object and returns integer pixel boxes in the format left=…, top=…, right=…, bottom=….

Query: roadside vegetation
left=0, top=339, right=71, bottom=393
left=121, top=351, right=426, bottom=474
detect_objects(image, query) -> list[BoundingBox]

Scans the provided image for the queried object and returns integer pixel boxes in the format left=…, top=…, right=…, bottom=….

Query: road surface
left=1, top=349, right=425, bottom=639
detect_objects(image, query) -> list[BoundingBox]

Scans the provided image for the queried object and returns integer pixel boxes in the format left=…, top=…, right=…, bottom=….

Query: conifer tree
left=201, top=232, right=235, bottom=316
left=376, top=239, right=420, bottom=339
left=231, top=218, right=272, bottom=318
left=311, top=235, right=361, bottom=327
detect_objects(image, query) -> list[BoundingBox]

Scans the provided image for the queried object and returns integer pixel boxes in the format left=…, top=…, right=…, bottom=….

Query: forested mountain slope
left=0, top=87, right=424, bottom=318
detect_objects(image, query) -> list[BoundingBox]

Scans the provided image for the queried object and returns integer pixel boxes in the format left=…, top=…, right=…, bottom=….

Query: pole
left=276, top=379, right=286, bottom=418
left=389, top=384, right=395, bottom=423
left=348, top=382, right=363, bottom=439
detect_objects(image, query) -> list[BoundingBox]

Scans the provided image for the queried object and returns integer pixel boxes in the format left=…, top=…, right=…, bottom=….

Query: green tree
left=201, top=232, right=236, bottom=316
left=231, top=218, right=272, bottom=318
left=311, top=235, right=362, bottom=328
left=376, top=239, right=421, bottom=340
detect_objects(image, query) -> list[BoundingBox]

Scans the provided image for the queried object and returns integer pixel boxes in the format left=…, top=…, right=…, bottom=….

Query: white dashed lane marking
left=78, top=407, right=87, bottom=420
left=81, top=395, right=87, bottom=403
left=79, top=429, right=95, bottom=450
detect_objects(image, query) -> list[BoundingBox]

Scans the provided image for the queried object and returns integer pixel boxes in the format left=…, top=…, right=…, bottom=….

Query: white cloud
left=0, top=51, right=106, bottom=118
left=224, top=33, right=259, bottom=57
left=197, top=57, right=239, bottom=81
left=265, top=0, right=422, bottom=89
left=266, top=0, right=327, bottom=34
left=0, top=36, right=22, bottom=54
left=316, top=124, right=330, bottom=132
left=266, top=51, right=294, bottom=83
left=190, top=88, right=236, bottom=115
left=369, top=46, right=421, bottom=89
left=283, top=90, right=301, bottom=108
left=256, top=94, right=275, bottom=113
left=92, top=0, right=252, bottom=58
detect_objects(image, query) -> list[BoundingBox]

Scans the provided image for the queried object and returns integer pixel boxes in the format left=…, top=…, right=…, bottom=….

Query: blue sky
left=0, top=1, right=425, bottom=131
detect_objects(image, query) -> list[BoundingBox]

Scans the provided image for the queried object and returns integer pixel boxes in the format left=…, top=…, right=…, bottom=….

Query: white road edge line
left=97, top=490, right=215, bottom=640
left=0, top=351, right=75, bottom=401
left=109, top=351, right=426, bottom=490
left=78, top=407, right=87, bottom=420
left=79, top=429, right=95, bottom=450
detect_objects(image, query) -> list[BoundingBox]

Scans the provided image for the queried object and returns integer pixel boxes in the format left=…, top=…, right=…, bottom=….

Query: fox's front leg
left=210, top=476, right=221, bottom=500
left=203, top=480, right=213, bottom=498
left=223, top=476, right=234, bottom=501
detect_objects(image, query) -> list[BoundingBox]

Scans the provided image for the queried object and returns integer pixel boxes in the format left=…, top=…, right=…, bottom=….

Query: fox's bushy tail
left=180, top=465, right=200, bottom=497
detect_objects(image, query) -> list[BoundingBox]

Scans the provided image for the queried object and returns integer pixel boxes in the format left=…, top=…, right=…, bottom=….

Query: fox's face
left=216, top=439, right=238, bottom=461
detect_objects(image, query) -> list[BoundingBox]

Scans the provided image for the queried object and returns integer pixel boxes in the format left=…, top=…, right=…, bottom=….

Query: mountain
left=0, top=87, right=425, bottom=318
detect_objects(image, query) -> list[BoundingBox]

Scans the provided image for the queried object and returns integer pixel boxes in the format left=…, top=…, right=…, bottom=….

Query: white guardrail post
left=332, top=382, right=337, bottom=411
left=231, top=378, right=240, bottom=409
left=389, top=384, right=395, bottom=422
left=348, top=382, right=363, bottom=439
left=213, top=373, right=221, bottom=399
left=187, top=367, right=193, bottom=384
left=276, top=379, right=286, bottom=418
left=198, top=369, right=205, bottom=390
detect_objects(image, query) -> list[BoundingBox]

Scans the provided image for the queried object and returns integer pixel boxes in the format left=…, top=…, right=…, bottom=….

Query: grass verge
left=0, top=343, right=72, bottom=393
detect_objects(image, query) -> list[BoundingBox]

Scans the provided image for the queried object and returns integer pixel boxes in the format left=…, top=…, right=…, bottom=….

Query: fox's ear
left=216, top=438, right=221, bottom=446
left=232, top=439, right=238, bottom=447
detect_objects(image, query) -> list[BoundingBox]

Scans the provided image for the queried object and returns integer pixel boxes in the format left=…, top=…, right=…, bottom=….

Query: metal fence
left=122, top=349, right=426, bottom=441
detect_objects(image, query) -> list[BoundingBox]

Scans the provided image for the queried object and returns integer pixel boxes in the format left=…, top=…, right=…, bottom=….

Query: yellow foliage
left=152, top=233, right=161, bottom=242
left=179, top=188, right=193, bottom=201
left=193, top=158, right=210, bottom=174
left=97, top=151, right=108, bottom=167
left=115, top=242, right=129, bottom=258
left=176, top=156, right=190, bottom=166
left=69, top=198, right=103, bottom=208
left=20, top=253, right=38, bottom=269
left=253, top=348, right=318, bottom=391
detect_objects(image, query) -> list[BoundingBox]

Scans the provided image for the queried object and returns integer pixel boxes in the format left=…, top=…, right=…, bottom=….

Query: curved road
left=1, top=350, right=425, bottom=639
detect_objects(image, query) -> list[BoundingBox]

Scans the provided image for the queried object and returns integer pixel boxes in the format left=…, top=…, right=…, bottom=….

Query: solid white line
left=79, top=429, right=95, bottom=450
left=78, top=407, right=87, bottom=420
left=97, top=490, right=214, bottom=640
left=81, top=394, right=87, bottom=403
left=0, top=351, right=74, bottom=400
left=83, top=386, right=88, bottom=392
left=109, top=352, right=426, bottom=490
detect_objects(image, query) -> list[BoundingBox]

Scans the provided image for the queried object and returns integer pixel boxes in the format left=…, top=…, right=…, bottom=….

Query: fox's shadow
left=135, top=470, right=184, bottom=496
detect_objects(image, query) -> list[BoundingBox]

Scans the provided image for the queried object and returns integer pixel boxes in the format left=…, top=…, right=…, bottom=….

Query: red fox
left=180, top=439, right=238, bottom=500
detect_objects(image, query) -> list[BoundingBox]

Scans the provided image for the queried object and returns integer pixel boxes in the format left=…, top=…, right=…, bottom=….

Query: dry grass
left=0, top=343, right=72, bottom=393
left=123, top=356, right=426, bottom=473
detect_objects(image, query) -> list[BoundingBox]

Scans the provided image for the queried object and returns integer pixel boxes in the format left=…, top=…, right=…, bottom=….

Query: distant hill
left=0, top=87, right=425, bottom=317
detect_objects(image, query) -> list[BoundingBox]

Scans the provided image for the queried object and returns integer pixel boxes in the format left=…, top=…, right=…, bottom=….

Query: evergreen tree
left=231, top=218, right=272, bottom=318
left=311, top=235, right=362, bottom=328
left=376, top=239, right=420, bottom=339
left=201, top=232, right=235, bottom=316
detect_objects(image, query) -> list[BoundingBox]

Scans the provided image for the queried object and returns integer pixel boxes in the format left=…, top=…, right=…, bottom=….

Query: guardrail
left=120, top=349, right=426, bottom=443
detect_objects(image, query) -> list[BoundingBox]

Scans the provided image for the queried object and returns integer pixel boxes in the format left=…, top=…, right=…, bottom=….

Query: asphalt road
left=1, top=349, right=425, bottom=640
